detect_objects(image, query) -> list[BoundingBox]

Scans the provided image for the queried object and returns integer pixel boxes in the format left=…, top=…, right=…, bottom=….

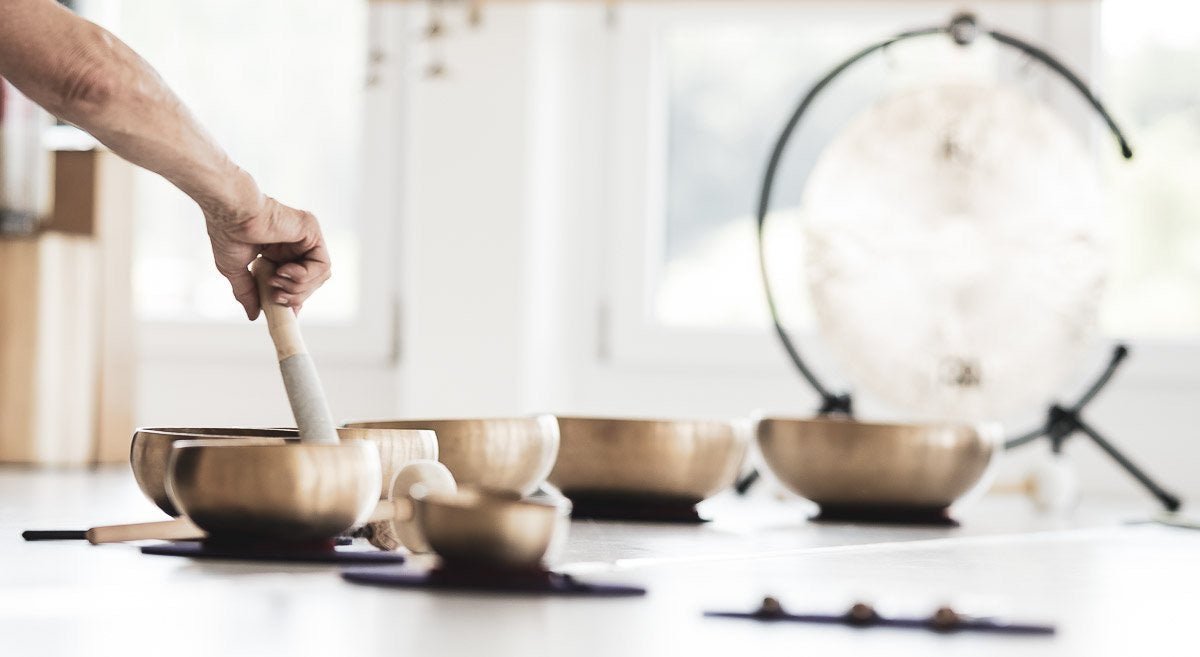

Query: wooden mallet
left=250, top=257, right=339, bottom=445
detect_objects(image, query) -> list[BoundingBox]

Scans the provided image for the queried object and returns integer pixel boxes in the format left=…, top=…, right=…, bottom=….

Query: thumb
left=226, top=267, right=261, bottom=321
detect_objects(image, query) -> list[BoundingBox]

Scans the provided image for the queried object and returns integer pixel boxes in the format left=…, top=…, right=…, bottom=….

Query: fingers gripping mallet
left=251, top=258, right=339, bottom=444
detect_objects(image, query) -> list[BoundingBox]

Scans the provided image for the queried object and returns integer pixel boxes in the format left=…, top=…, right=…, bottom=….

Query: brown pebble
left=931, top=606, right=961, bottom=631
left=757, top=596, right=785, bottom=618
left=846, top=602, right=878, bottom=626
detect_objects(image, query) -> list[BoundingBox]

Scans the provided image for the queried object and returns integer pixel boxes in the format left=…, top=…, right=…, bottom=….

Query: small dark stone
left=756, top=596, right=785, bottom=618
left=846, top=602, right=879, bottom=626
left=930, top=606, right=962, bottom=631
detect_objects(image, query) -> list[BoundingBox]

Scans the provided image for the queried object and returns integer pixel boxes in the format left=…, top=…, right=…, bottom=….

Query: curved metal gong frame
left=757, top=12, right=1131, bottom=418
left=748, top=13, right=1181, bottom=510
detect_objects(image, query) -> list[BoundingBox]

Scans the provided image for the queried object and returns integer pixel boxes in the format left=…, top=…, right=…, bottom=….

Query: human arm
left=0, top=0, right=329, bottom=318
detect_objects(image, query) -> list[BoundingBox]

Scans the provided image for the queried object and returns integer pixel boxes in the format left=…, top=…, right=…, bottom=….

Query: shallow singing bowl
left=343, top=417, right=559, bottom=496
left=756, top=417, right=999, bottom=512
left=414, top=488, right=560, bottom=570
left=548, top=416, right=749, bottom=504
left=166, top=439, right=382, bottom=542
left=131, top=427, right=437, bottom=516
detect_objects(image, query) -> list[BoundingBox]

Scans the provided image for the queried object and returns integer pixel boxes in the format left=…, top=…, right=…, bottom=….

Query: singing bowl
left=756, top=417, right=999, bottom=512
left=413, top=487, right=561, bottom=570
left=131, top=427, right=437, bottom=516
left=343, top=417, right=560, bottom=496
left=131, top=428, right=295, bottom=517
left=548, top=416, right=750, bottom=504
left=166, top=439, right=382, bottom=542
left=366, top=459, right=460, bottom=553
left=336, top=427, right=439, bottom=498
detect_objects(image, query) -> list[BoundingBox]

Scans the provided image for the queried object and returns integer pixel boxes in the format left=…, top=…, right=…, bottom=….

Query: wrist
left=194, top=164, right=264, bottom=225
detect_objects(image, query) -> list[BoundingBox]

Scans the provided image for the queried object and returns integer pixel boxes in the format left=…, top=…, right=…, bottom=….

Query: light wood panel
left=0, top=149, right=134, bottom=465
left=89, top=151, right=135, bottom=464
left=0, top=238, right=41, bottom=462
left=0, top=235, right=98, bottom=464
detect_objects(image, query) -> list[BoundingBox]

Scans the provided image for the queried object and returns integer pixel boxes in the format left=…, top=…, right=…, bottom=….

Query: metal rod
left=1075, top=417, right=1182, bottom=512
left=1071, top=343, right=1129, bottom=413
left=21, top=529, right=87, bottom=541
left=987, top=30, right=1133, bottom=159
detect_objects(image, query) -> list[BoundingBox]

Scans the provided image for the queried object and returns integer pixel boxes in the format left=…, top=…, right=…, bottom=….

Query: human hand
left=204, top=194, right=331, bottom=320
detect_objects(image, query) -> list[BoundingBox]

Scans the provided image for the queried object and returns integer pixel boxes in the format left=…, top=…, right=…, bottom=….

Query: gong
left=756, top=12, right=1132, bottom=422
left=802, top=83, right=1105, bottom=420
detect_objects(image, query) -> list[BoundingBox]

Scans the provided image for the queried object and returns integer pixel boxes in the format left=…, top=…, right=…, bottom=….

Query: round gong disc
left=801, top=83, right=1106, bottom=420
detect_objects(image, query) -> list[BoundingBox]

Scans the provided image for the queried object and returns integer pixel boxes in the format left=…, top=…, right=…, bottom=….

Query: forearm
left=0, top=0, right=258, bottom=217
left=0, top=0, right=330, bottom=318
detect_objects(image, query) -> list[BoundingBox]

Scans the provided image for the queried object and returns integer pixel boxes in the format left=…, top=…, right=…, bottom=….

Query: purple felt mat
left=342, top=567, right=646, bottom=596
left=812, top=504, right=959, bottom=527
left=565, top=494, right=706, bottom=524
left=141, top=540, right=405, bottom=564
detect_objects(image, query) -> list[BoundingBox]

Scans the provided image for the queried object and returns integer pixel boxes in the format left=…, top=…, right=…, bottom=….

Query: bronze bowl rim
left=415, top=486, right=559, bottom=513
left=753, top=415, right=992, bottom=435
left=343, top=415, right=559, bottom=429
left=554, top=414, right=748, bottom=426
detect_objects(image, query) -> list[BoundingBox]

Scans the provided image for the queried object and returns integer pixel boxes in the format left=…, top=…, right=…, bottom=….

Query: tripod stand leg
left=735, top=469, right=760, bottom=495
left=1075, top=418, right=1182, bottom=512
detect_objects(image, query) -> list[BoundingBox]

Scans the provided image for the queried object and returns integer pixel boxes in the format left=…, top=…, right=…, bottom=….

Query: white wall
left=136, top=1, right=1198, bottom=504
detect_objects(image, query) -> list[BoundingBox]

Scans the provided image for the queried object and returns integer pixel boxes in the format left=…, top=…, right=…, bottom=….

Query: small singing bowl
left=343, top=417, right=560, bottom=496
left=548, top=416, right=750, bottom=505
left=131, top=427, right=438, bottom=516
left=756, top=417, right=1000, bottom=516
left=414, top=487, right=561, bottom=570
left=166, top=439, right=382, bottom=542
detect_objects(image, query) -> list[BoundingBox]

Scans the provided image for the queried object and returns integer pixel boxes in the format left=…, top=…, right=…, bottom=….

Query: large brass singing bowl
left=548, top=416, right=749, bottom=504
left=344, top=417, right=560, bottom=496
left=414, top=488, right=560, bottom=570
left=131, top=427, right=437, bottom=516
left=166, top=439, right=382, bottom=542
left=130, top=428, right=295, bottom=517
left=756, top=417, right=999, bottom=512
left=336, top=428, right=438, bottom=499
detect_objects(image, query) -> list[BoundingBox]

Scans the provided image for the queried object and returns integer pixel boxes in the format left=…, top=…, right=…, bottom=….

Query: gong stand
left=1005, top=344, right=1181, bottom=512
left=738, top=13, right=1182, bottom=512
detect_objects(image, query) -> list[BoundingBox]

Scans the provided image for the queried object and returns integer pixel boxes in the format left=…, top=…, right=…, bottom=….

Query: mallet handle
left=85, top=517, right=206, bottom=544
left=251, top=258, right=339, bottom=445
left=367, top=498, right=415, bottom=524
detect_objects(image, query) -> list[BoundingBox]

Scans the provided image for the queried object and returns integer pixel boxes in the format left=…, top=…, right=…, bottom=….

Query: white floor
left=1, top=467, right=1194, bottom=656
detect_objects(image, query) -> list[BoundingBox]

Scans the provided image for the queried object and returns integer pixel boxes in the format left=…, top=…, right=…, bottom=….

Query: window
left=610, top=1, right=1199, bottom=377
left=607, top=1, right=1064, bottom=368
left=97, top=1, right=369, bottom=324
left=1100, top=0, right=1200, bottom=338
left=78, top=0, right=398, bottom=361
left=656, top=17, right=1016, bottom=332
